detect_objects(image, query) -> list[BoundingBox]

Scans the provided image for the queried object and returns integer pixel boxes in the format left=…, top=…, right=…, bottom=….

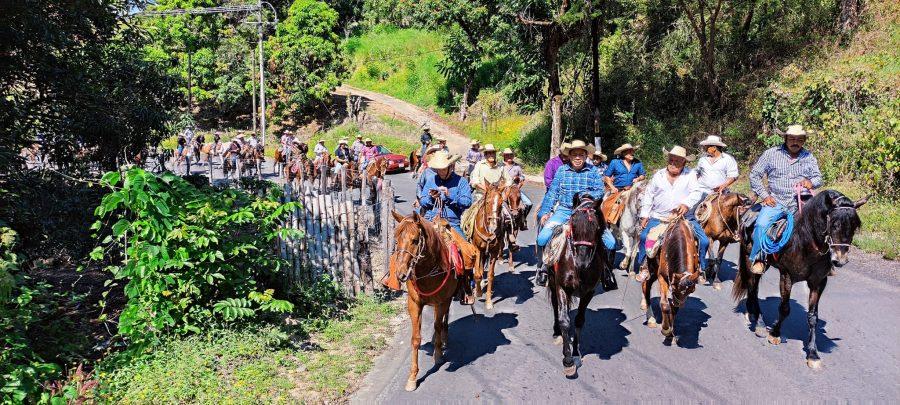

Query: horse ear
left=854, top=194, right=872, bottom=208
left=412, top=212, right=422, bottom=224
left=392, top=210, right=405, bottom=223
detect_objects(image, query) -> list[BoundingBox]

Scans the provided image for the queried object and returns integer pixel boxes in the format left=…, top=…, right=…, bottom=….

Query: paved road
left=352, top=172, right=900, bottom=403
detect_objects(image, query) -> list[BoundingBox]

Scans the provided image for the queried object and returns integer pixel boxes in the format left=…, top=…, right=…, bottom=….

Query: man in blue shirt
left=418, top=151, right=473, bottom=237
left=603, top=143, right=646, bottom=192
left=535, top=140, right=617, bottom=286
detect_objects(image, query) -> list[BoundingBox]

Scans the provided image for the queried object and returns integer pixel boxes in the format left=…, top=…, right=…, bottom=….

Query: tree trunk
left=587, top=0, right=601, bottom=138
left=459, top=80, right=471, bottom=121
left=547, top=38, right=563, bottom=157
left=838, top=0, right=862, bottom=34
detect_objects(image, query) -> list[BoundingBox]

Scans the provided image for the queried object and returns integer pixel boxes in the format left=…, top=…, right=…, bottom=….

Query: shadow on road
left=733, top=297, right=838, bottom=354
left=643, top=296, right=710, bottom=348
left=579, top=307, right=631, bottom=359
left=442, top=312, right=519, bottom=372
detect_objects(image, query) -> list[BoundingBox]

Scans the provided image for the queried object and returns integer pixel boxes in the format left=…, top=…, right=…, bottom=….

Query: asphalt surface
left=351, top=170, right=900, bottom=403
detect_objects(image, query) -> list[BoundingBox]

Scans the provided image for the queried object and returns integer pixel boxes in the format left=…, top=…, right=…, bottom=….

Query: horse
left=311, top=153, right=333, bottom=191
left=548, top=194, right=608, bottom=377
left=640, top=216, right=702, bottom=342
left=200, top=141, right=225, bottom=167
left=697, top=192, right=752, bottom=289
left=389, top=211, right=459, bottom=392
left=362, top=157, right=389, bottom=203
left=609, top=181, right=647, bottom=275
left=409, top=150, right=421, bottom=179
left=467, top=180, right=510, bottom=310
left=502, top=180, right=524, bottom=268
left=732, top=190, right=869, bottom=368
left=239, top=145, right=263, bottom=177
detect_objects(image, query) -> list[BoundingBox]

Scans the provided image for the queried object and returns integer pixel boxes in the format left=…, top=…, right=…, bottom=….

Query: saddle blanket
left=542, top=226, right=567, bottom=264
left=461, top=197, right=486, bottom=240
left=644, top=222, right=671, bottom=259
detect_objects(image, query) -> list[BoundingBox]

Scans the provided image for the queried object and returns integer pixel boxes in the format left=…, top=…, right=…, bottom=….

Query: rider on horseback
left=634, top=146, right=708, bottom=282
left=359, top=138, right=378, bottom=170
left=465, top=140, right=483, bottom=177
left=502, top=148, right=533, bottom=230
left=418, top=151, right=472, bottom=238
left=469, top=144, right=506, bottom=201
left=419, top=124, right=432, bottom=159
left=748, top=125, right=822, bottom=274
left=535, top=140, right=617, bottom=286
left=333, top=139, right=353, bottom=175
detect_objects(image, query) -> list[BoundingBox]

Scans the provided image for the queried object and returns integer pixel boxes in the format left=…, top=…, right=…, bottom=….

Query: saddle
left=542, top=226, right=567, bottom=264
left=740, top=204, right=790, bottom=245
left=644, top=222, right=671, bottom=259
left=601, top=190, right=628, bottom=225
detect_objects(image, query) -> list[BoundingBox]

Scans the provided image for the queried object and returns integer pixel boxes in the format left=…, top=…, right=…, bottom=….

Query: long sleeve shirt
left=603, top=159, right=646, bottom=188
left=696, top=153, right=739, bottom=192
left=537, top=164, right=605, bottom=218
left=469, top=161, right=507, bottom=200
left=749, top=145, right=823, bottom=211
left=466, top=149, right=483, bottom=164
left=335, top=147, right=352, bottom=162
left=503, top=163, right=525, bottom=185
left=543, top=156, right=565, bottom=188
left=420, top=131, right=433, bottom=145
left=351, top=141, right=364, bottom=155
left=640, top=168, right=704, bottom=220
left=361, top=145, right=379, bottom=161
left=418, top=171, right=473, bottom=224
left=314, top=144, right=329, bottom=155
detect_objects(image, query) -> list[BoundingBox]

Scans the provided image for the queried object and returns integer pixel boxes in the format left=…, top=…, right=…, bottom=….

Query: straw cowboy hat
left=593, top=150, right=608, bottom=161
left=338, top=139, right=348, bottom=145
left=663, top=145, right=695, bottom=161
left=559, top=142, right=572, bottom=156
left=775, top=124, right=811, bottom=137
left=482, top=144, right=497, bottom=153
left=698, top=135, right=727, bottom=148
left=614, top=143, right=639, bottom=155
left=502, top=147, right=515, bottom=155
left=364, top=137, right=373, bottom=143
left=317, top=139, right=325, bottom=143
left=428, top=151, right=460, bottom=170
left=470, top=139, right=481, bottom=146
left=356, top=134, right=363, bottom=138
left=562, top=140, right=596, bottom=156
left=435, top=136, right=446, bottom=142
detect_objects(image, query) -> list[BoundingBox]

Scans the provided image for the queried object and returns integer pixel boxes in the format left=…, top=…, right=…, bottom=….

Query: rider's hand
left=429, top=189, right=439, bottom=198
left=762, top=196, right=777, bottom=207
left=438, top=186, right=449, bottom=196
left=713, top=185, right=724, bottom=193
left=640, top=217, right=649, bottom=229
left=798, top=178, right=814, bottom=190
left=675, top=204, right=689, bottom=216
left=540, top=214, right=550, bottom=225
left=610, top=186, right=619, bottom=194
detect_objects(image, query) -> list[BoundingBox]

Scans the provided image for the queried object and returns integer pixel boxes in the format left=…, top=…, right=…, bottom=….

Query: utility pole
left=257, top=0, right=267, bottom=147
left=251, top=44, right=257, bottom=133
left=187, top=50, right=193, bottom=113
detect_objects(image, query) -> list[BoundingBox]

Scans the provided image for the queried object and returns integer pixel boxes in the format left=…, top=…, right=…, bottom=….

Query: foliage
left=308, top=119, right=419, bottom=157
left=269, top=0, right=348, bottom=118
left=91, top=168, right=299, bottom=347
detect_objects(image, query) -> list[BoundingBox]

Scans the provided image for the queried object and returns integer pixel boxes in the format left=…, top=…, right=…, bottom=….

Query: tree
left=677, top=0, right=727, bottom=110
left=268, top=0, right=348, bottom=116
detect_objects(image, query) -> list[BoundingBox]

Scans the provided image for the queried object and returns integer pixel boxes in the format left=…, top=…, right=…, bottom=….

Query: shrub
left=91, top=168, right=300, bottom=347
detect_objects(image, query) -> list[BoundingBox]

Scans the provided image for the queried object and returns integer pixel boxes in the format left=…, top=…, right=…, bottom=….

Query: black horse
left=733, top=190, right=869, bottom=368
left=548, top=194, right=609, bottom=377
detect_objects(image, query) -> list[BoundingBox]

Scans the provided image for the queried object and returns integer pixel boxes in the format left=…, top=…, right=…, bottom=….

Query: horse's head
left=482, top=179, right=507, bottom=235
left=391, top=210, right=428, bottom=283
left=504, top=181, right=522, bottom=215
left=568, top=194, right=605, bottom=269
left=805, top=190, right=868, bottom=267
left=665, top=218, right=699, bottom=306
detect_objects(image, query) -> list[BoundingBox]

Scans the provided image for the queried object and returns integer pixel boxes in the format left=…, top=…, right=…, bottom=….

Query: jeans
left=520, top=191, right=533, bottom=212
left=536, top=206, right=616, bottom=251
left=636, top=217, right=709, bottom=271
left=750, top=204, right=787, bottom=262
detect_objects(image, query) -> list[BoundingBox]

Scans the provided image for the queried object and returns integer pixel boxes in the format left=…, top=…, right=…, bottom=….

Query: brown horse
left=503, top=180, right=524, bottom=268
left=389, top=211, right=459, bottom=392
left=548, top=194, right=609, bottom=377
left=409, top=150, right=421, bottom=179
left=698, top=192, right=752, bottom=289
left=733, top=190, right=868, bottom=368
left=641, top=216, right=702, bottom=342
left=469, top=180, right=510, bottom=310
left=363, top=157, right=389, bottom=202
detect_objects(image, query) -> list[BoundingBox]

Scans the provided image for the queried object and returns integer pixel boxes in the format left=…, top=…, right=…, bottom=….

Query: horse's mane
left=664, top=218, right=694, bottom=275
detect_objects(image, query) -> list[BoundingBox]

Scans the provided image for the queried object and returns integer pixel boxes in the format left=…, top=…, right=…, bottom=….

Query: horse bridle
left=818, top=203, right=858, bottom=256
left=567, top=199, right=599, bottom=264
left=475, top=188, right=504, bottom=242
left=393, top=232, right=426, bottom=283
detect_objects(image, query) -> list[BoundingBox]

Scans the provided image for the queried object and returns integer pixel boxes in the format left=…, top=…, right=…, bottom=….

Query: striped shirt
left=750, top=145, right=823, bottom=211
left=537, top=164, right=605, bottom=218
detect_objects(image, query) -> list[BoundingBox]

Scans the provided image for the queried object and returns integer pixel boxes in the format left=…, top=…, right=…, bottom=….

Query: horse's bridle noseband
left=819, top=204, right=858, bottom=256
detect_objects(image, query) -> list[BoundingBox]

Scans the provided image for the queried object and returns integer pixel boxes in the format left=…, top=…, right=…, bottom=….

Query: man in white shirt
left=634, top=145, right=708, bottom=282
left=695, top=135, right=738, bottom=195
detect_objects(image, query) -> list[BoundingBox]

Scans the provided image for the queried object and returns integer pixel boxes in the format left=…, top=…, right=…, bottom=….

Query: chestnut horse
left=469, top=180, right=510, bottom=310
left=389, top=211, right=459, bottom=392
left=409, top=150, right=421, bottom=179
left=641, top=216, right=702, bottom=342
left=363, top=157, right=389, bottom=203
left=733, top=190, right=868, bottom=368
left=548, top=194, right=608, bottom=377
left=698, top=192, right=752, bottom=289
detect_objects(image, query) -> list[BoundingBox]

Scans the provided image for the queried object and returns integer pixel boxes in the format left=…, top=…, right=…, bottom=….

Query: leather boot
left=535, top=262, right=549, bottom=287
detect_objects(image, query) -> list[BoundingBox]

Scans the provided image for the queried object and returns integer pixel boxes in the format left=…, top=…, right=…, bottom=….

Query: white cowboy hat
left=559, top=142, right=572, bottom=156
left=317, top=139, right=325, bottom=143
left=593, top=150, right=608, bottom=161
left=423, top=124, right=431, bottom=131
left=435, top=136, right=446, bottom=142
left=614, top=143, right=639, bottom=155
left=562, top=140, right=596, bottom=156
left=663, top=145, right=695, bottom=161
left=482, top=144, right=497, bottom=153
left=502, top=147, right=515, bottom=155
left=364, top=137, right=372, bottom=143
left=470, top=139, right=480, bottom=146
left=428, top=151, right=460, bottom=170
left=777, top=124, right=811, bottom=137
left=338, top=139, right=348, bottom=145
left=698, top=135, right=727, bottom=148
left=356, top=134, right=363, bottom=138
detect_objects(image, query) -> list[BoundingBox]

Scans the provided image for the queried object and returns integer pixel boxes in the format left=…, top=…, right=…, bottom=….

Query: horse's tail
left=732, top=240, right=751, bottom=301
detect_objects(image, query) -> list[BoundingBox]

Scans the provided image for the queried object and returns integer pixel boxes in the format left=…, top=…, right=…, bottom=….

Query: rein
left=392, top=219, right=452, bottom=297
left=474, top=188, right=504, bottom=242
left=566, top=199, right=599, bottom=264
left=815, top=205, right=857, bottom=256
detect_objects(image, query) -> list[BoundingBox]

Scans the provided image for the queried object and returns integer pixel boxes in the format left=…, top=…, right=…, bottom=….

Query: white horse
left=609, top=180, right=646, bottom=274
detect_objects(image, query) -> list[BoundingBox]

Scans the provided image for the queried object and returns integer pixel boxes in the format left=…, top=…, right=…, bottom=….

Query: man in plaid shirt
left=535, top=140, right=617, bottom=286
left=748, top=125, right=823, bottom=274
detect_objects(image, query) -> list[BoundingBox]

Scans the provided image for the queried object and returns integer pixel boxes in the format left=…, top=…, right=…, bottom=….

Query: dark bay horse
left=469, top=180, right=509, bottom=310
left=641, top=216, right=702, bottom=341
left=549, top=194, right=608, bottom=377
left=389, top=211, right=459, bottom=391
left=733, top=190, right=869, bottom=368
left=698, top=192, right=752, bottom=289
left=503, top=180, right=523, bottom=268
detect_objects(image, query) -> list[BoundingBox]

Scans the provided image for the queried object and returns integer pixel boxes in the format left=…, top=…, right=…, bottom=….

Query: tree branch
left=517, top=12, right=554, bottom=26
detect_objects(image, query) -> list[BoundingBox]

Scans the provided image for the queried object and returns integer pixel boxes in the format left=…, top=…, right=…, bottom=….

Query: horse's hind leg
left=550, top=280, right=562, bottom=343
left=767, top=272, right=793, bottom=345
left=485, top=255, right=497, bottom=310
left=805, top=277, right=827, bottom=368
left=642, top=269, right=658, bottom=328
left=712, top=242, right=727, bottom=290
left=406, top=298, right=424, bottom=391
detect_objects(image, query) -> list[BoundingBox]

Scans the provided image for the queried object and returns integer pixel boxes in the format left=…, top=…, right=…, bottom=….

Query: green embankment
left=307, top=114, right=419, bottom=157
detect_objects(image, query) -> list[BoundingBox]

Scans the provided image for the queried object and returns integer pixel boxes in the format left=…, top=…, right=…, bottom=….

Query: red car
left=375, top=145, right=410, bottom=173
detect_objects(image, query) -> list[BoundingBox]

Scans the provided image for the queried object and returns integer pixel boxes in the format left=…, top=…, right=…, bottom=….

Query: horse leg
left=572, top=292, right=591, bottom=360
left=659, top=275, right=674, bottom=338
left=712, top=242, right=727, bottom=290
left=699, top=240, right=712, bottom=284
left=767, top=272, right=793, bottom=345
left=406, top=297, right=424, bottom=391
left=432, top=301, right=447, bottom=365
left=556, top=289, right=576, bottom=377
left=618, top=227, right=630, bottom=270
left=805, top=277, right=827, bottom=368
left=550, top=280, right=562, bottom=343
left=485, top=254, right=496, bottom=310
left=642, top=267, right=658, bottom=328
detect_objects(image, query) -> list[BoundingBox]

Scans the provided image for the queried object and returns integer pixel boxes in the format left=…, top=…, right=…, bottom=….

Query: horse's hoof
left=485, top=301, right=493, bottom=310
left=563, top=365, right=577, bottom=377
left=713, top=282, right=722, bottom=291
left=640, top=302, right=647, bottom=311
left=405, top=380, right=418, bottom=392
left=662, top=327, right=674, bottom=337
left=754, top=326, right=767, bottom=337
left=553, top=336, right=563, bottom=345
left=767, top=334, right=782, bottom=345
left=647, top=318, right=658, bottom=328
left=807, top=358, right=823, bottom=369
left=698, top=274, right=707, bottom=284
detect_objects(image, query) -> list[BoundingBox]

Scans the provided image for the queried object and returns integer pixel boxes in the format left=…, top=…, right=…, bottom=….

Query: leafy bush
left=91, top=168, right=300, bottom=347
